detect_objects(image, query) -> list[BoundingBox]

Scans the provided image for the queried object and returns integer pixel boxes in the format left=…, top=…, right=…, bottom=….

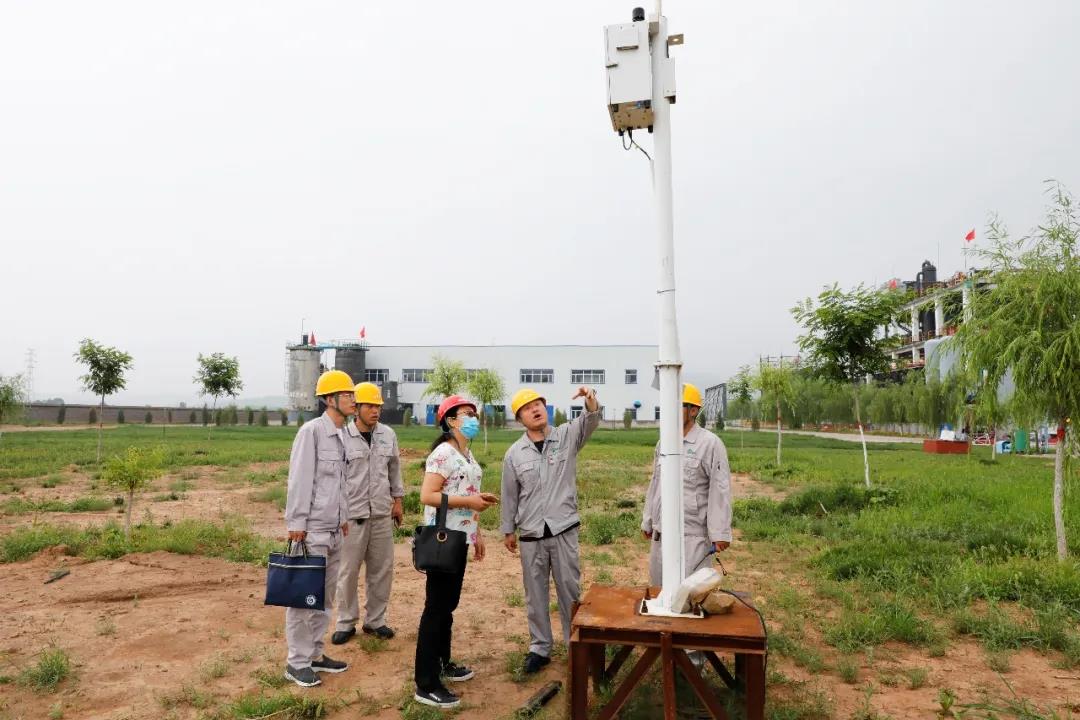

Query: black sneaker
left=522, top=652, right=551, bottom=675
left=414, top=686, right=460, bottom=709
left=441, top=661, right=475, bottom=682
left=362, top=624, right=395, bottom=640
left=311, top=655, right=348, bottom=673
left=330, top=628, right=356, bottom=645
left=284, top=664, right=321, bottom=687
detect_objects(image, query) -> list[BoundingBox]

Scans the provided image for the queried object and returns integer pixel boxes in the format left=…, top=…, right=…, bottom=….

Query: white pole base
left=639, top=595, right=705, bottom=619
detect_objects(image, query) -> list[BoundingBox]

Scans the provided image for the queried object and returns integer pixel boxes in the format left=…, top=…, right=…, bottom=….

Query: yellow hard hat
left=682, top=383, right=703, bottom=407
left=315, top=370, right=355, bottom=397
left=354, top=382, right=384, bottom=406
left=511, top=388, right=546, bottom=417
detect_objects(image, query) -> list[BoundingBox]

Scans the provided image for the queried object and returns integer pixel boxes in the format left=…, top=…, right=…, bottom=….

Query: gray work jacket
left=285, top=413, right=350, bottom=533
left=342, top=421, right=404, bottom=519
left=500, top=410, right=601, bottom=538
left=641, top=425, right=732, bottom=542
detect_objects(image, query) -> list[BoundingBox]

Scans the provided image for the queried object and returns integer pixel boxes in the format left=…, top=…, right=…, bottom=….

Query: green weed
left=18, top=647, right=72, bottom=692
left=1, top=496, right=112, bottom=515
left=251, top=666, right=289, bottom=689
left=0, top=518, right=275, bottom=565
left=159, top=683, right=215, bottom=710
left=207, top=691, right=326, bottom=719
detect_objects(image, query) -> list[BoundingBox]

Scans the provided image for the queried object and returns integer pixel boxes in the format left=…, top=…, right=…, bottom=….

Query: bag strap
left=286, top=539, right=310, bottom=557
left=435, top=493, right=449, bottom=529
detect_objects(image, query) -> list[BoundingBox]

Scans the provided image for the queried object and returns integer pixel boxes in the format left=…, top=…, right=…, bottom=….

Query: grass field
left=1, top=424, right=1077, bottom=718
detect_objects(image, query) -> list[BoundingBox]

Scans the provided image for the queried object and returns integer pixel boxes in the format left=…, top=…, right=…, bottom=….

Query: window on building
left=625, top=369, right=638, bottom=384
left=655, top=406, right=661, bottom=421
left=401, top=368, right=432, bottom=383
left=364, top=368, right=389, bottom=383
left=520, top=369, right=554, bottom=384
left=571, top=369, right=605, bottom=384
left=570, top=405, right=583, bottom=420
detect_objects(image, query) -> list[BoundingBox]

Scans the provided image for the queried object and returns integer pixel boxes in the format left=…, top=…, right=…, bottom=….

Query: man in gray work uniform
left=641, top=382, right=732, bottom=586
left=502, top=385, right=601, bottom=675
left=283, top=369, right=356, bottom=688
left=331, top=381, right=404, bottom=645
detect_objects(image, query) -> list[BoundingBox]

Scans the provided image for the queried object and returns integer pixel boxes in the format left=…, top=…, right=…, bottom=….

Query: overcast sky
left=2, top=0, right=1078, bottom=405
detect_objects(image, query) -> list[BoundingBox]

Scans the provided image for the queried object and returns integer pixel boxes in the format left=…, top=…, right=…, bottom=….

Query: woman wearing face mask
left=413, top=395, right=499, bottom=709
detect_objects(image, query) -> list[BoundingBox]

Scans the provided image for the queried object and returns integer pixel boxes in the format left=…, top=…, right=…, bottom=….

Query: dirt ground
left=2, top=471, right=1077, bottom=719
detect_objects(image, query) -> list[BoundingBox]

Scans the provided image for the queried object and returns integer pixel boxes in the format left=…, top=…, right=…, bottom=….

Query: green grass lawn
left=2, top=423, right=1078, bottom=716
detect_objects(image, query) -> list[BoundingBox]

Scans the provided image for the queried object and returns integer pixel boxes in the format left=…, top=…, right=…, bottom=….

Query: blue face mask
left=459, top=416, right=480, bottom=439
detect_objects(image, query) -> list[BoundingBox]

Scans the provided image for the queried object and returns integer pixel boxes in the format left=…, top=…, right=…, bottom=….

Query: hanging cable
left=624, top=128, right=652, bottom=164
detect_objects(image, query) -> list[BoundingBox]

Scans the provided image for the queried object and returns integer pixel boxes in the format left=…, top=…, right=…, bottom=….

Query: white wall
left=359, top=345, right=660, bottom=425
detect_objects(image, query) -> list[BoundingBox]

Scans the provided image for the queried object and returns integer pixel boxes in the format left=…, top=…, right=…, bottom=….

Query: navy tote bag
left=265, top=541, right=327, bottom=611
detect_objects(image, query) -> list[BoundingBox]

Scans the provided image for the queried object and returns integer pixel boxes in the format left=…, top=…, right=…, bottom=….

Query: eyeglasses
left=455, top=409, right=478, bottom=418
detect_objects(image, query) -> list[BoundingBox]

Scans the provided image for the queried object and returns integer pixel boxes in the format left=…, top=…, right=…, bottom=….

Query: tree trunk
left=97, top=394, right=105, bottom=463
left=1054, top=420, right=1067, bottom=560
left=482, top=409, right=488, bottom=455
left=853, top=386, right=870, bottom=488
left=775, top=399, right=782, bottom=467
left=991, top=424, right=997, bottom=460
left=208, top=397, right=217, bottom=441
left=124, top=488, right=134, bottom=540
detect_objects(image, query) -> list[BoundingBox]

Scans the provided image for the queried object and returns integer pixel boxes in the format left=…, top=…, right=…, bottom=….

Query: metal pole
left=650, top=10, right=685, bottom=610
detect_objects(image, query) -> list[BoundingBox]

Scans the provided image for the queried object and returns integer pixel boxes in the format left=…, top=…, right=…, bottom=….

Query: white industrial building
left=367, top=345, right=660, bottom=425
left=286, top=340, right=664, bottom=425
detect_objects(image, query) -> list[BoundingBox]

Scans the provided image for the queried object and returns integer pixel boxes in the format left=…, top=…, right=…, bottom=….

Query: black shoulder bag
left=412, top=493, right=468, bottom=575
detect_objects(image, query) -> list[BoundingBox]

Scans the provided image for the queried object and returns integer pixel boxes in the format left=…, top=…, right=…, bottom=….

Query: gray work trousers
left=334, top=515, right=395, bottom=632
left=648, top=534, right=713, bottom=588
left=285, top=530, right=343, bottom=669
left=519, top=527, right=581, bottom=658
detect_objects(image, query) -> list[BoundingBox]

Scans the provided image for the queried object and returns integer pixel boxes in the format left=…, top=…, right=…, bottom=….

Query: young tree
left=729, top=365, right=754, bottom=448
left=103, top=446, right=163, bottom=540
left=422, top=355, right=468, bottom=402
left=753, top=363, right=795, bottom=467
left=792, top=284, right=907, bottom=487
left=193, top=353, right=243, bottom=440
left=0, top=374, right=25, bottom=441
left=466, top=367, right=506, bottom=452
left=74, top=339, right=134, bottom=462
left=950, top=184, right=1080, bottom=560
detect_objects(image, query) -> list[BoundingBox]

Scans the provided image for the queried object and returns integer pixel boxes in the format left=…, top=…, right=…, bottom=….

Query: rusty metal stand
left=569, top=585, right=766, bottom=720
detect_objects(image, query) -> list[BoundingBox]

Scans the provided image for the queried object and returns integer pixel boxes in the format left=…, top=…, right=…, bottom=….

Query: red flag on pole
left=309, top=331, right=316, bottom=346
left=965, top=229, right=975, bottom=242
left=360, top=326, right=366, bottom=339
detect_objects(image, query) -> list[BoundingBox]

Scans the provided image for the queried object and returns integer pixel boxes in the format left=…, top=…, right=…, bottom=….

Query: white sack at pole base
left=671, top=567, right=723, bottom=614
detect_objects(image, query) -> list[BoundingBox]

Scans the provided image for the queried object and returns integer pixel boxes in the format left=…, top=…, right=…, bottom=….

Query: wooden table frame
left=568, top=586, right=766, bottom=720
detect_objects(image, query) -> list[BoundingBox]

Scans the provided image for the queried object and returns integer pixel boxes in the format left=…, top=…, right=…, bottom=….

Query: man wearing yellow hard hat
left=501, top=385, right=601, bottom=675
left=332, top=382, right=404, bottom=646
left=641, top=382, right=732, bottom=587
left=282, top=369, right=356, bottom=688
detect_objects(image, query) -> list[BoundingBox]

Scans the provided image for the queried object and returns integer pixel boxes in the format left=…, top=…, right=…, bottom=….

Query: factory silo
left=334, top=344, right=367, bottom=384
left=287, top=345, right=322, bottom=413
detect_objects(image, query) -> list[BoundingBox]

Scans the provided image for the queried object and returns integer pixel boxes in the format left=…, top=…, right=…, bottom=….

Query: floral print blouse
left=424, top=442, right=482, bottom=545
